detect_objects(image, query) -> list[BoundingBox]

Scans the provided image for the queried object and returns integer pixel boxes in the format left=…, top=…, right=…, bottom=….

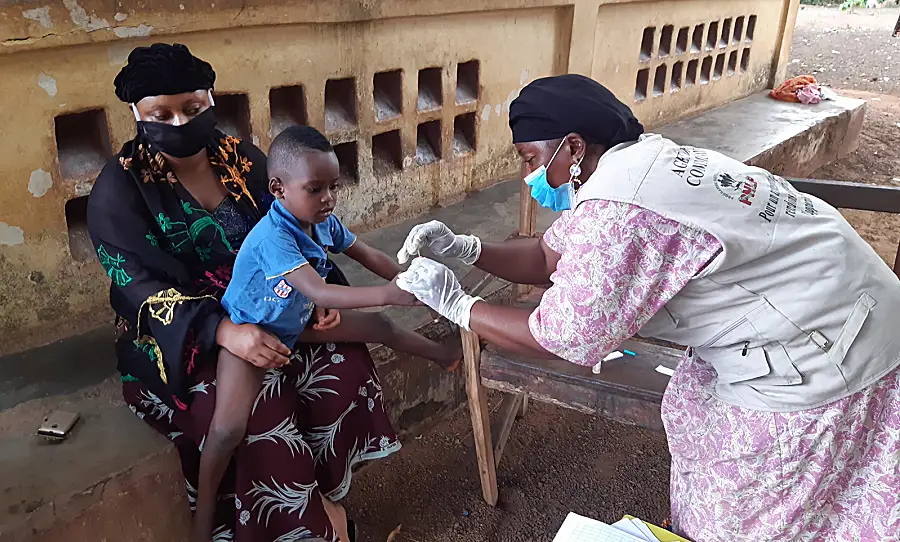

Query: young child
left=193, top=125, right=460, bottom=541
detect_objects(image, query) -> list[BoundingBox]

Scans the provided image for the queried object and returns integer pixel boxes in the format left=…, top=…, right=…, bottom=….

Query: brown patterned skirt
left=124, top=341, right=400, bottom=541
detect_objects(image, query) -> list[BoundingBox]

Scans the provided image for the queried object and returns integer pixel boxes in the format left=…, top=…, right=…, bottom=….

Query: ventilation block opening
left=635, top=68, right=650, bottom=102
left=734, top=16, right=745, bottom=43
left=456, top=60, right=480, bottom=105
left=453, top=113, right=476, bottom=156
left=676, top=27, right=689, bottom=55
left=373, top=70, right=402, bottom=122
left=700, top=57, right=712, bottom=84
left=714, top=54, right=725, bottom=80
left=741, top=48, right=751, bottom=71
left=659, top=25, right=674, bottom=57
left=417, top=67, right=443, bottom=112
left=747, top=15, right=756, bottom=42
left=325, top=78, right=358, bottom=132
left=55, top=109, right=111, bottom=180
left=65, top=196, right=93, bottom=262
left=654, top=64, right=667, bottom=97
left=706, top=21, right=719, bottom=50
left=372, top=130, right=402, bottom=176
left=333, top=141, right=358, bottom=184
left=269, top=85, right=307, bottom=136
left=686, top=59, right=698, bottom=88
left=640, top=27, right=655, bottom=62
left=728, top=51, right=738, bottom=75
left=720, top=18, right=732, bottom=48
left=216, top=94, right=252, bottom=141
left=671, top=61, right=684, bottom=92
left=416, top=120, right=442, bottom=165
left=691, top=25, right=705, bottom=53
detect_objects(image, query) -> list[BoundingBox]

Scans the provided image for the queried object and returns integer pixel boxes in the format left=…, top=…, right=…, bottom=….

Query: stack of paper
left=553, top=513, right=691, bottom=542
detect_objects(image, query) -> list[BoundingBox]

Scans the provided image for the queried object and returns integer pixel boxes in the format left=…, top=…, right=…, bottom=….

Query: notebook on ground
left=552, top=513, right=653, bottom=542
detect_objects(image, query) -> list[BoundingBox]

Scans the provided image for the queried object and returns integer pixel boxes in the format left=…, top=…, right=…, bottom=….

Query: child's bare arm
left=344, top=240, right=403, bottom=281
left=284, top=265, right=416, bottom=309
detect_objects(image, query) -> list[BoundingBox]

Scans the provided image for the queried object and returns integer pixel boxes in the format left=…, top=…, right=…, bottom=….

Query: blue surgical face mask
left=524, top=139, right=577, bottom=212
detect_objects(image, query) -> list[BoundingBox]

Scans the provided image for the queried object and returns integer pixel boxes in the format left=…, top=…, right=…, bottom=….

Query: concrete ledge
left=659, top=92, right=865, bottom=177
left=0, top=379, right=187, bottom=541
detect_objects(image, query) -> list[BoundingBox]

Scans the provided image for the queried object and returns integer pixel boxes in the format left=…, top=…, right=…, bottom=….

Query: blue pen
left=623, top=349, right=637, bottom=356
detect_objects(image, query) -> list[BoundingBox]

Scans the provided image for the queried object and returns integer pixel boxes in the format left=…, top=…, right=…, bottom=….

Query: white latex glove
left=395, top=258, right=482, bottom=331
left=397, top=220, right=482, bottom=265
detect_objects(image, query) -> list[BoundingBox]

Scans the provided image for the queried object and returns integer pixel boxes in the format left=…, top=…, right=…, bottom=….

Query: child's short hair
left=268, top=125, right=333, bottom=181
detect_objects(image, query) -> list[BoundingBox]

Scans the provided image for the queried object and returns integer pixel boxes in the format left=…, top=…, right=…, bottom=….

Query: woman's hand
left=397, top=220, right=482, bottom=265
left=396, top=258, right=481, bottom=330
left=216, top=319, right=291, bottom=369
left=312, top=307, right=341, bottom=331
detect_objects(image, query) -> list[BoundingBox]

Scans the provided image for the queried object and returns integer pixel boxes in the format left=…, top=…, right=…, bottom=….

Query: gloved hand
left=397, top=220, right=482, bottom=265
left=395, top=258, right=482, bottom=331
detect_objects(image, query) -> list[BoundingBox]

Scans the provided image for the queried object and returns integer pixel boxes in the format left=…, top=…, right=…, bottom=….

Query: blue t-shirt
left=221, top=199, right=357, bottom=348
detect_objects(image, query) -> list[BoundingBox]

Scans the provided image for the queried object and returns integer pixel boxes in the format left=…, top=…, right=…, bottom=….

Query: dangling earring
left=569, top=158, right=584, bottom=190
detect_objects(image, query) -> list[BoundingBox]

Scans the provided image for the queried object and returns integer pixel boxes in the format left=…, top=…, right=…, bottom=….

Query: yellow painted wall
left=0, top=0, right=798, bottom=354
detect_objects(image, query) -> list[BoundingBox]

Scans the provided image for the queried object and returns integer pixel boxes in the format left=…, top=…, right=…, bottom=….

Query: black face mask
left=137, top=106, right=218, bottom=158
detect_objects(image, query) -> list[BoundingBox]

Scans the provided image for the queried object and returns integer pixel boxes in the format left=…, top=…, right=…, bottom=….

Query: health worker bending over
left=395, top=74, right=900, bottom=541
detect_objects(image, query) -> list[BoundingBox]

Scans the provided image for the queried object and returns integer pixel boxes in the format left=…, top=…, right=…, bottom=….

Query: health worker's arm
left=474, top=236, right=560, bottom=286
left=468, top=302, right=559, bottom=359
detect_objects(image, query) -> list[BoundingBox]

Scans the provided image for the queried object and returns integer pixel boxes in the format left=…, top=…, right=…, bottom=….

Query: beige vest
left=575, top=134, right=900, bottom=411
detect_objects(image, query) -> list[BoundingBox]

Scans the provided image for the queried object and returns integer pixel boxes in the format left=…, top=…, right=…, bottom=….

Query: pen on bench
left=623, top=349, right=637, bottom=356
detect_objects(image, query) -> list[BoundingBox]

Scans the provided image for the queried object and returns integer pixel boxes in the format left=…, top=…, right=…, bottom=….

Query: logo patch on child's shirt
left=273, top=279, right=293, bottom=299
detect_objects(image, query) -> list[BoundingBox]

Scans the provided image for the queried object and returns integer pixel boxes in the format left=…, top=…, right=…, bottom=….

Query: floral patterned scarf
left=88, top=130, right=273, bottom=409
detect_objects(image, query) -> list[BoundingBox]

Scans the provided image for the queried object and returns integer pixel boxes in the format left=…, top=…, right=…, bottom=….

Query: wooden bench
left=460, top=176, right=900, bottom=506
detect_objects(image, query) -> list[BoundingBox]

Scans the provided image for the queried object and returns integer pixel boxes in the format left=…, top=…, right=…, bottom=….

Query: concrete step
left=0, top=90, right=865, bottom=541
left=659, top=91, right=865, bottom=177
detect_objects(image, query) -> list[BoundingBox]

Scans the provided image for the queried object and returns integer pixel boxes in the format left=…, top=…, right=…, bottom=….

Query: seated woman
left=194, top=125, right=461, bottom=540
left=88, top=43, right=401, bottom=541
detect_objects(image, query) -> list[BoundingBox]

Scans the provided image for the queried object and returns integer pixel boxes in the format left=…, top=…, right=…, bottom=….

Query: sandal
left=347, top=519, right=358, bottom=542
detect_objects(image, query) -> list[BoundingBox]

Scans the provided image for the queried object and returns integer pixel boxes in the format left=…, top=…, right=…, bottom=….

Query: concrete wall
left=0, top=0, right=800, bottom=354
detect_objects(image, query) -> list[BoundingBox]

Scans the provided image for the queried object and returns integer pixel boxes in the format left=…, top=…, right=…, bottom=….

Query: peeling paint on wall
left=114, top=12, right=128, bottom=22
left=520, top=69, right=530, bottom=85
left=22, top=7, right=53, bottom=29
left=0, top=223, right=25, bottom=246
left=481, top=104, right=492, bottom=121
left=112, top=24, right=153, bottom=38
left=503, top=89, right=518, bottom=112
left=28, top=169, right=53, bottom=198
left=108, top=43, right=132, bottom=66
left=38, top=73, right=57, bottom=97
left=63, top=0, right=110, bottom=32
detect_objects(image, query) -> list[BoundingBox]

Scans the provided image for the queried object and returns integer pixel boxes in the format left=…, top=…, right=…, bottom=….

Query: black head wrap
left=114, top=43, right=216, bottom=103
left=509, top=74, right=644, bottom=147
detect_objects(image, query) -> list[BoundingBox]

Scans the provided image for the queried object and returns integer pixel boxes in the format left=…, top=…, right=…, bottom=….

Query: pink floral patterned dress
left=528, top=199, right=900, bottom=541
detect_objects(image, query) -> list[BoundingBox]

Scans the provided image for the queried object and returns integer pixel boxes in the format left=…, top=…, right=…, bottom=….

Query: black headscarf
left=509, top=74, right=644, bottom=147
left=114, top=43, right=216, bottom=103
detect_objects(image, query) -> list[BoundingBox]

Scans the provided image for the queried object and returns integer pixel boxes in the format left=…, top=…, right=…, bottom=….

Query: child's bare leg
left=301, top=311, right=461, bottom=371
left=193, top=349, right=265, bottom=541
left=320, top=492, right=350, bottom=542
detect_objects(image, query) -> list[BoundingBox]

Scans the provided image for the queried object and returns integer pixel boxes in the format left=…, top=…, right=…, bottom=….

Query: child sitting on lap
left=193, top=125, right=460, bottom=541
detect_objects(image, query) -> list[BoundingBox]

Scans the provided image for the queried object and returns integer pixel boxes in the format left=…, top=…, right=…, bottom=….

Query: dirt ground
left=789, top=6, right=900, bottom=265
left=343, top=8, right=900, bottom=541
